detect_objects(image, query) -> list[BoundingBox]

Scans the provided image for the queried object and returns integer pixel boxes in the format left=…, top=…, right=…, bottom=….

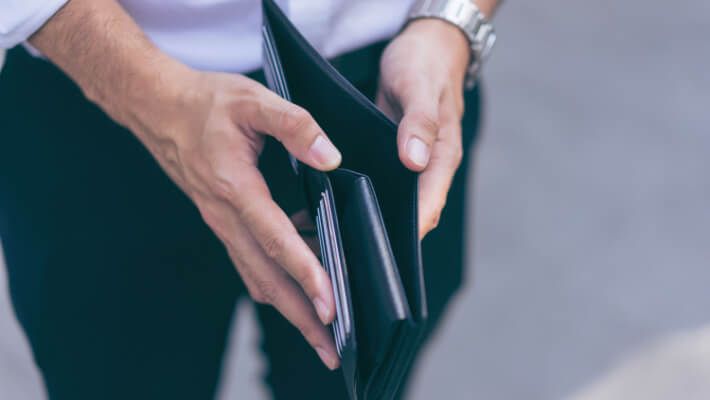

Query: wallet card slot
left=323, top=191, right=349, bottom=333
left=316, top=192, right=350, bottom=357
left=315, top=203, right=339, bottom=354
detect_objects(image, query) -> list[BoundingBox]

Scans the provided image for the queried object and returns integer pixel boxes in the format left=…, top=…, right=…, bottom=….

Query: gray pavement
left=2, top=1, right=710, bottom=399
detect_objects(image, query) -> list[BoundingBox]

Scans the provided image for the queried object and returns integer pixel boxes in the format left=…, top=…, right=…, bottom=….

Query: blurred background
left=2, top=0, right=710, bottom=399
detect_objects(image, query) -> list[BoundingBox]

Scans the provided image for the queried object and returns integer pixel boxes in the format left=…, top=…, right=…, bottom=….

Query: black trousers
left=0, top=45, right=479, bottom=399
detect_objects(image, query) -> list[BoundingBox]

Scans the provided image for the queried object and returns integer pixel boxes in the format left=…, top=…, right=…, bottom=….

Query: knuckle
left=227, top=85, right=262, bottom=121
left=210, top=174, right=239, bottom=203
left=392, top=75, right=418, bottom=95
left=232, top=76, right=262, bottom=99
left=298, top=321, right=320, bottom=344
left=253, top=278, right=279, bottom=305
left=445, top=87, right=465, bottom=118
left=251, top=292, right=269, bottom=305
left=262, top=234, right=287, bottom=261
left=406, top=111, right=439, bottom=140
left=296, top=267, right=320, bottom=294
left=244, top=280, right=266, bottom=303
left=248, top=287, right=267, bottom=304
left=279, top=106, right=313, bottom=138
left=436, top=137, right=463, bottom=169
left=234, top=96, right=260, bottom=121
left=415, top=112, right=440, bottom=134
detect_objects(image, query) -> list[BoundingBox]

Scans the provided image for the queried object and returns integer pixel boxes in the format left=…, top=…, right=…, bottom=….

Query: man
left=0, top=0, right=498, bottom=398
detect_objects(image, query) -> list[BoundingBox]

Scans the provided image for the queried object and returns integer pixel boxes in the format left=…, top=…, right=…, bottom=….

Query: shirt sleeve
left=0, top=0, right=69, bottom=49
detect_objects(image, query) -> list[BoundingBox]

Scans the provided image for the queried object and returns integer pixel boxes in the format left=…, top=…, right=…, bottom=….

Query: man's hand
left=30, top=0, right=341, bottom=370
left=154, top=72, right=342, bottom=371
left=377, top=19, right=472, bottom=239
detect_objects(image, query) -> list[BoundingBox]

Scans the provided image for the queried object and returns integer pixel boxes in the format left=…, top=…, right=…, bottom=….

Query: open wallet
left=261, top=1, right=428, bottom=399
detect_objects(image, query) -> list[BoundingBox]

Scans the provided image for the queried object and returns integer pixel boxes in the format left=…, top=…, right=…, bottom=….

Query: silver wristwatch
left=408, top=0, right=496, bottom=89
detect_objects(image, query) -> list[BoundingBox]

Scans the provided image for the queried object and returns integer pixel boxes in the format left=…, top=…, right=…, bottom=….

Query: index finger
left=418, top=100, right=464, bottom=238
left=222, top=231, right=339, bottom=370
left=231, top=172, right=335, bottom=325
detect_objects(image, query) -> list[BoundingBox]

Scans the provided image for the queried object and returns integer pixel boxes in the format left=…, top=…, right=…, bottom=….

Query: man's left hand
left=377, top=18, right=471, bottom=239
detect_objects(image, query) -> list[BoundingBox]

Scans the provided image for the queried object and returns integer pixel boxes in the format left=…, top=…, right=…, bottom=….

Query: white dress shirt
left=0, top=0, right=413, bottom=73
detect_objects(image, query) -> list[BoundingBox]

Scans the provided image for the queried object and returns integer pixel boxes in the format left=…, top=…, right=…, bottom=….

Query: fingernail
left=316, top=346, right=339, bottom=370
left=406, top=137, right=430, bottom=167
left=313, top=297, right=330, bottom=324
left=309, top=135, right=341, bottom=169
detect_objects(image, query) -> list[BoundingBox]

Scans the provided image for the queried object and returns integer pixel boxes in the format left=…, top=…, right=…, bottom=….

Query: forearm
left=28, top=0, right=194, bottom=140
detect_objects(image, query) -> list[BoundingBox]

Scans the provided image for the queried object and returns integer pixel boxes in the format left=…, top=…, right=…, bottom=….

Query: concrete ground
left=2, top=0, right=710, bottom=398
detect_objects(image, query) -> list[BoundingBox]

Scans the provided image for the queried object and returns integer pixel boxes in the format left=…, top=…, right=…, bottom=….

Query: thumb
left=395, top=82, right=441, bottom=172
left=246, top=85, right=342, bottom=171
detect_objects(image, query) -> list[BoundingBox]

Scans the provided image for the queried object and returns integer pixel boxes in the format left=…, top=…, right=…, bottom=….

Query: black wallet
left=261, top=1, right=428, bottom=398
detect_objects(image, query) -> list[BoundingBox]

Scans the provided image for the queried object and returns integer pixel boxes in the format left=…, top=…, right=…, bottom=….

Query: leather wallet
left=262, top=1, right=428, bottom=398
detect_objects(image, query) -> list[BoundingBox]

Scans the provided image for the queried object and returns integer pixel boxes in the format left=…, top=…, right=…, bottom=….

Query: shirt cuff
left=0, top=0, right=69, bottom=49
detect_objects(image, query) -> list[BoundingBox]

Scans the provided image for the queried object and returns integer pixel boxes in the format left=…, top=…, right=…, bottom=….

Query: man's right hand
left=29, top=0, right=341, bottom=370
left=151, top=71, right=343, bottom=370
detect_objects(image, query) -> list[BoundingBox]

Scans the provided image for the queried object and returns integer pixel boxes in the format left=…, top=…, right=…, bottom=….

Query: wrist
left=26, top=0, right=203, bottom=147
left=401, top=19, right=470, bottom=83
left=406, top=0, right=497, bottom=89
